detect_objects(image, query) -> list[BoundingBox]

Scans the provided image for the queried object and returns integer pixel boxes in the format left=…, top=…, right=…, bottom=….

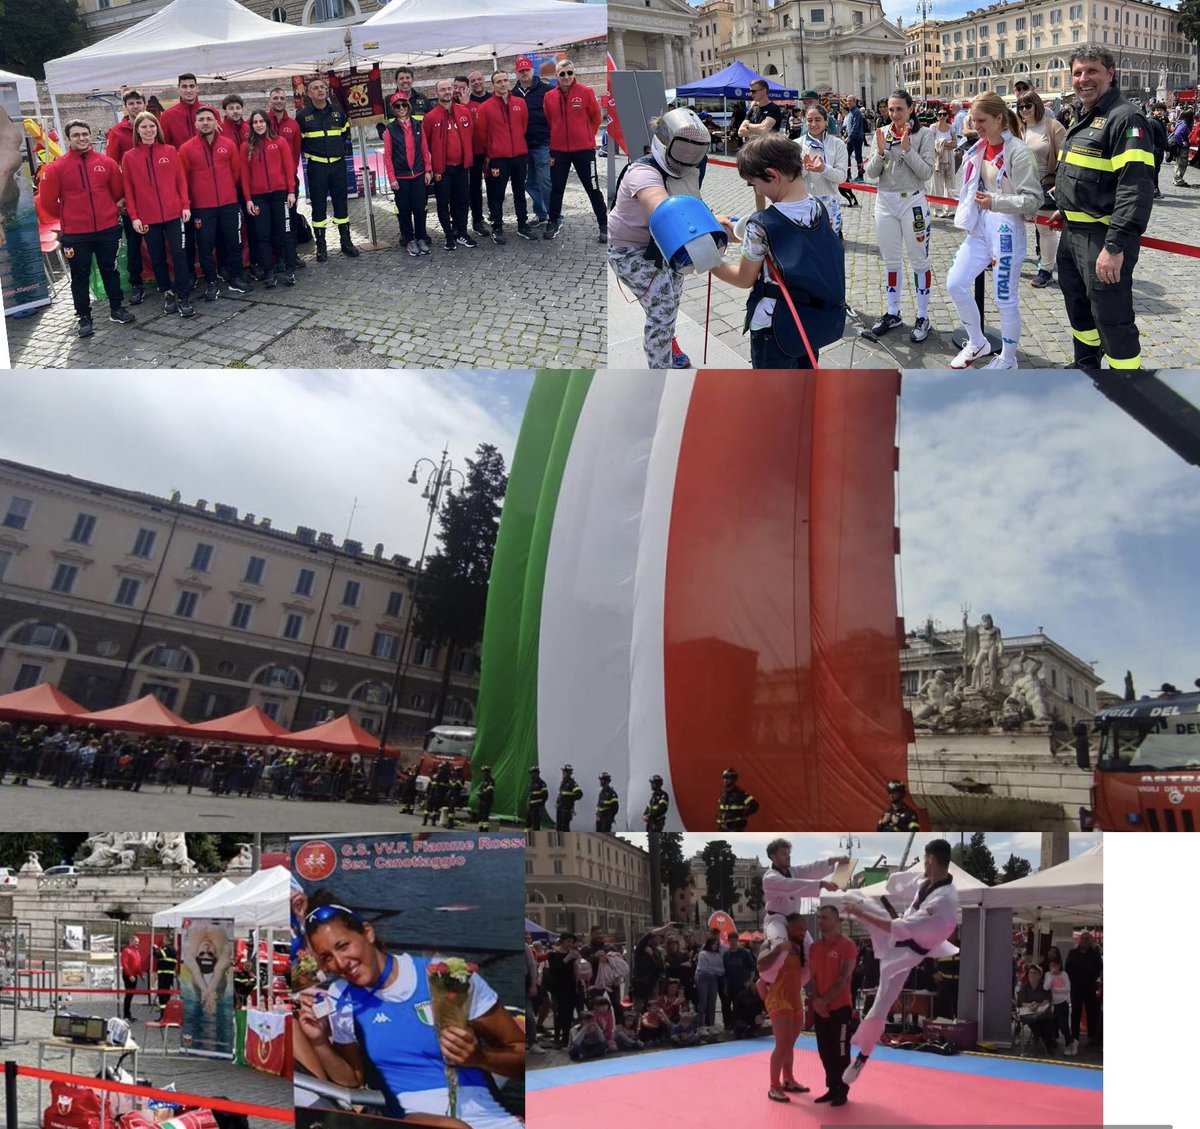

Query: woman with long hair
left=798, top=103, right=849, bottom=236
left=946, top=92, right=1042, bottom=369
left=930, top=108, right=958, bottom=217
left=762, top=915, right=810, bottom=1103
left=695, top=936, right=725, bottom=1029
left=120, top=110, right=194, bottom=317
left=241, top=110, right=296, bottom=287
left=296, top=902, right=523, bottom=1129
left=865, top=89, right=937, bottom=342
left=1017, top=89, right=1067, bottom=288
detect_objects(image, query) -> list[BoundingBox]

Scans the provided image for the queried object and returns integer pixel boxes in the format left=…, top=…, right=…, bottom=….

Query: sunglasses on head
left=305, top=904, right=364, bottom=927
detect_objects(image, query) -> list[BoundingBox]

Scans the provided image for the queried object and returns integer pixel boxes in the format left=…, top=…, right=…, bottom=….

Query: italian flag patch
left=1126, top=126, right=1143, bottom=139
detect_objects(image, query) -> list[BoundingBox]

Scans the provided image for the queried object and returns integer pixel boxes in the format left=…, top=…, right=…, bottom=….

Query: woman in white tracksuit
left=797, top=104, right=849, bottom=236
left=866, top=90, right=937, bottom=343
left=946, top=92, right=1043, bottom=370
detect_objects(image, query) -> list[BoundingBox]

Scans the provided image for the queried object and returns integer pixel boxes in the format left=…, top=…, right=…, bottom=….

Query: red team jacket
left=121, top=141, right=190, bottom=224
left=221, top=117, right=250, bottom=148
left=39, top=148, right=124, bottom=234
left=240, top=137, right=293, bottom=196
left=178, top=133, right=242, bottom=208
left=423, top=103, right=476, bottom=174
left=105, top=117, right=137, bottom=167
left=545, top=83, right=602, bottom=152
left=476, top=94, right=530, bottom=159
left=267, top=109, right=302, bottom=172
left=160, top=98, right=201, bottom=149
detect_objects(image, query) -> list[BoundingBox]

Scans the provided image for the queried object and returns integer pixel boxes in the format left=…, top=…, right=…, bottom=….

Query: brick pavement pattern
left=8, top=183, right=606, bottom=370
left=651, top=160, right=1200, bottom=370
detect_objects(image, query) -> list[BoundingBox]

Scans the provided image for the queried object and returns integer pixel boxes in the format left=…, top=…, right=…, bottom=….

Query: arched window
left=4, top=620, right=74, bottom=652
left=979, top=66, right=992, bottom=77
left=252, top=663, right=302, bottom=690
left=764, top=64, right=779, bottom=75
left=301, top=0, right=361, bottom=22
left=350, top=681, right=391, bottom=705
left=270, top=5, right=287, bottom=20
left=141, top=644, right=196, bottom=672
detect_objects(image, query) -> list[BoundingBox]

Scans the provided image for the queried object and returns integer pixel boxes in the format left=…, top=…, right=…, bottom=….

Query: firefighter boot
left=315, top=229, right=328, bottom=262
left=339, top=225, right=360, bottom=257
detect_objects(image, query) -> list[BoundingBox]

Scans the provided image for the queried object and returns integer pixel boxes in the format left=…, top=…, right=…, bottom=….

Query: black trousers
left=143, top=218, right=191, bottom=295
left=526, top=801, right=546, bottom=830
left=392, top=177, right=429, bottom=243
left=750, top=327, right=817, bottom=369
left=156, top=972, right=175, bottom=1009
left=485, top=156, right=527, bottom=228
left=814, top=1005, right=852, bottom=1095
left=1070, top=986, right=1101, bottom=1043
left=595, top=813, right=616, bottom=831
left=122, top=975, right=137, bottom=1020
left=120, top=212, right=146, bottom=288
left=62, top=226, right=124, bottom=317
left=470, top=153, right=487, bottom=225
left=307, top=158, right=349, bottom=228
left=549, top=149, right=607, bottom=225
left=555, top=806, right=573, bottom=832
left=434, top=165, right=469, bottom=238
left=251, top=191, right=293, bottom=269
left=551, top=989, right=576, bottom=1046
left=193, top=205, right=243, bottom=283
left=1057, top=223, right=1141, bottom=367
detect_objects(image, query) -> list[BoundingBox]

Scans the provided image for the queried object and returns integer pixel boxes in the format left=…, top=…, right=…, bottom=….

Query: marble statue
left=1005, top=652, right=1052, bottom=721
left=76, top=832, right=139, bottom=871
left=964, top=612, right=1004, bottom=693
left=225, top=843, right=254, bottom=871
left=20, top=851, right=43, bottom=874
left=913, top=669, right=956, bottom=721
left=157, top=833, right=195, bottom=871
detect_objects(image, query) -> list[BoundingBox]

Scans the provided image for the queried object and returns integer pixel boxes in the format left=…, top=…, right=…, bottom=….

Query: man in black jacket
left=514, top=56, right=551, bottom=226
left=1064, top=931, right=1102, bottom=1052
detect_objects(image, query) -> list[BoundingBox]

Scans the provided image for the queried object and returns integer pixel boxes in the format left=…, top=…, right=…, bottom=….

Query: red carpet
left=528, top=1045, right=1102, bottom=1128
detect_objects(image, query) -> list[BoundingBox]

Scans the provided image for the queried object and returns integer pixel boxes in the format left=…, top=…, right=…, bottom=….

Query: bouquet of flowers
left=426, top=957, right=478, bottom=1119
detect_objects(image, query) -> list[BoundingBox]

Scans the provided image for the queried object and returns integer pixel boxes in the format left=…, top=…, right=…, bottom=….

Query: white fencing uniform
left=866, top=124, right=936, bottom=319
left=836, top=872, right=958, bottom=1059
left=760, top=859, right=836, bottom=983
left=946, top=133, right=1043, bottom=364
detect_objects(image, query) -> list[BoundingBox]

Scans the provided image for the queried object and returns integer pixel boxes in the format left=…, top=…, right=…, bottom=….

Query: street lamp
left=376, top=446, right=465, bottom=759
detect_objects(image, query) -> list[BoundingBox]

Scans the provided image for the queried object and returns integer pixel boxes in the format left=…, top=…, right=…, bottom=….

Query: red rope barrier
left=14, top=1065, right=293, bottom=1123
left=704, top=156, right=1200, bottom=257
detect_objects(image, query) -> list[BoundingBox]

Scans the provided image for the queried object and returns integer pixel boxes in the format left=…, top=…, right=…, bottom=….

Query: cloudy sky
left=617, top=830, right=1101, bottom=870
left=0, top=370, right=534, bottom=563
left=898, top=370, right=1200, bottom=696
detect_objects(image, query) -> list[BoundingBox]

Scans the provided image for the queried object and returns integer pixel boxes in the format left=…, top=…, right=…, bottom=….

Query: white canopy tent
left=43, top=0, right=342, bottom=94
left=349, top=0, right=607, bottom=66
left=980, top=841, right=1103, bottom=924
left=206, top=865, right=290, bottom=929
left=152, top=877, right=237, bottom=929
left=0, top=68, right=39, bottom=103
left=855, top=861, right=988, bottom=908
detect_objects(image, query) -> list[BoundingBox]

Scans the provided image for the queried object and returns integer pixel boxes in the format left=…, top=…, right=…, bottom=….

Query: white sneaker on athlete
left=842, top=1052, right=869, bottom=1086
left=950, top=340, right=992, bottom=369
left=982, top=355, right=1017, bottom=369
left=910, top=316, right=933, bottom=343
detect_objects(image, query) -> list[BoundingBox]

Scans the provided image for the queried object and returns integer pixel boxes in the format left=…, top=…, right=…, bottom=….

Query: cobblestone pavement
left=7, top=181, right=606, bottom=370
left=3, top=1006, right=292, bottom=1129
left=613, top=159, right=1200, bottom=370
left=0, top=779, right=520, bottom=833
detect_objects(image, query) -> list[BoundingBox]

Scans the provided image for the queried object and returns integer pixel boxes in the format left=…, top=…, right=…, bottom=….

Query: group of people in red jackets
left=36, top=58, right=607, bottom=340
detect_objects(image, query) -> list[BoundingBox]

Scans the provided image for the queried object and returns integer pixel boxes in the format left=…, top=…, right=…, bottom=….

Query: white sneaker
left=527, top=1042, right=546, bottom=1054
left=842, top=1052, right=868, bottom=1086
left=950, top=340, right=992, bottom=369
left=982, top=355, right=1017, bottom=369
left=1066, top=1040, right=1078, bottom=1056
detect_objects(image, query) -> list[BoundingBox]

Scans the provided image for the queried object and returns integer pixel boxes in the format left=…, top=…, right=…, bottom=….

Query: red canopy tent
left=0, top=682, right=85, bottom=723
left=183, top=705, right=290, bottom=745
left=76, top=693, right=189, bottom=734
left=280, top=713, right=391, bottom=754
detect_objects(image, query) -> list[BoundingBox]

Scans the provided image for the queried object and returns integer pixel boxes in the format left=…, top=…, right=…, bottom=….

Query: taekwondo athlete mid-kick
left=757, top=839, right=845, bottom=985
left=836, top=838, right=959, bottom=1087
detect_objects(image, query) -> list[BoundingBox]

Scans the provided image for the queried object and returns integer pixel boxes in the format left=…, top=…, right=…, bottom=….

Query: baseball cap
left=801, top=88, right=819, bottom=99
left=516, top=55, right=534, bottom=71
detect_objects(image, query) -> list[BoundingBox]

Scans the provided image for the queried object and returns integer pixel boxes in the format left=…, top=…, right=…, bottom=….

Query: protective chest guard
left=743, top=202, right=846, bottom=356
left=613, top=153, right=703, bottom=266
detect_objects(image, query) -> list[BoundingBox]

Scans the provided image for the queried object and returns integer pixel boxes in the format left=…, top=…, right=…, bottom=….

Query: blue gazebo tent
left=675, top=60, right=799, bottom=102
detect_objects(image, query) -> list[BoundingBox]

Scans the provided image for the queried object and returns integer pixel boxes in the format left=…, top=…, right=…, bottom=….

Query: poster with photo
left=0, top=80, right=50, bottom=317
left=179, top=917, right=235, bottom=1056
left=290, top=833, right=525, bottom=1126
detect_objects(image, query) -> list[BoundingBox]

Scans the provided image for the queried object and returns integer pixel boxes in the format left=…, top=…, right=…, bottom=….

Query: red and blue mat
left=527, top=1035, right=1102, bottom=1127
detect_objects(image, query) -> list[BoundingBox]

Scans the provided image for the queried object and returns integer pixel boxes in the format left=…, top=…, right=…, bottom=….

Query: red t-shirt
left=983, top=140, right=1003, bottom=163
left=808, top=934, right=857, bottom=1010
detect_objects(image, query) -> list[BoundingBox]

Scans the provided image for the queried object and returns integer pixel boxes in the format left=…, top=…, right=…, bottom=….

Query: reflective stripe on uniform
left=1106, top=353, right=1142, bottom=369
left=1063, top=209, right=1111, bottom=225
left=1111, top=148, right=1155, bottom=170
left=305, top=154, right=345, bottom=164
left=1072, top=327, right=1102, bottom=346
left=310, top=218, right=329, bottom=228
left=1064, top=148, right=1153, bottom=173
left=333, top=216, right=349, bottom=224
left=1064, top=151, right=1114, bottom=172
left=301, top=129, right=349, bottom=138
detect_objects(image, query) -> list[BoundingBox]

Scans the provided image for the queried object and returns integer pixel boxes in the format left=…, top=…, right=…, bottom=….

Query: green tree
left=999, top=853, right=1033, bottom=883
left=658, top=832, right=692, bottom=893
left=958, top=831, right=998, bottom=886
left=1180, top=0, right=1200, bottom=53
left=412, top=444, right=507, bottom=725
left=0, top=834, right=84, bottom=872
left=746, top=873, right=765, bottom=917
left=700, top=840, right=737, bottom=914
left=0, top=0, right=89, bottom=80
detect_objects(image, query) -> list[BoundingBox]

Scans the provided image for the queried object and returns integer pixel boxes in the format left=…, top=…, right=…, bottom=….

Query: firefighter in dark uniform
left=595, top=771, right=619, bottom=832
left=526, top=765, right=549, bottom=830
left=877, top=780, right=921, bottom=831
left=556, top=764, right=583, bottom=831
left=153, top=938, right=177, bottom=1013
left=643, top=774, right=670, bottom=831
left=397, top=765, right=419, bottom=813
left=447, top=767, right=467, bottom=818
left=716, top=768, right=759, bottom=830
left=423, top=762, right=451, bottom=826
left=1050, top=44, right=1154, bottom=371
left=233, top=959, right=257, bottom=1008
left=296, top=77, right=361, bottom=262
left=933, top=947, right=960, bottom=1019
left=475, top=765, right=496, bottom=830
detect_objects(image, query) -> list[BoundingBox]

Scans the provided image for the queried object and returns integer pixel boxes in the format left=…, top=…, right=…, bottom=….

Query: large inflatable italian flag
left=473, top=370, right=912, bottom=830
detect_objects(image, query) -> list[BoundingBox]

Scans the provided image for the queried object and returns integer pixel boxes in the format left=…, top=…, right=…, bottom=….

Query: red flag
left=602, top=53, right=627, bottom=156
